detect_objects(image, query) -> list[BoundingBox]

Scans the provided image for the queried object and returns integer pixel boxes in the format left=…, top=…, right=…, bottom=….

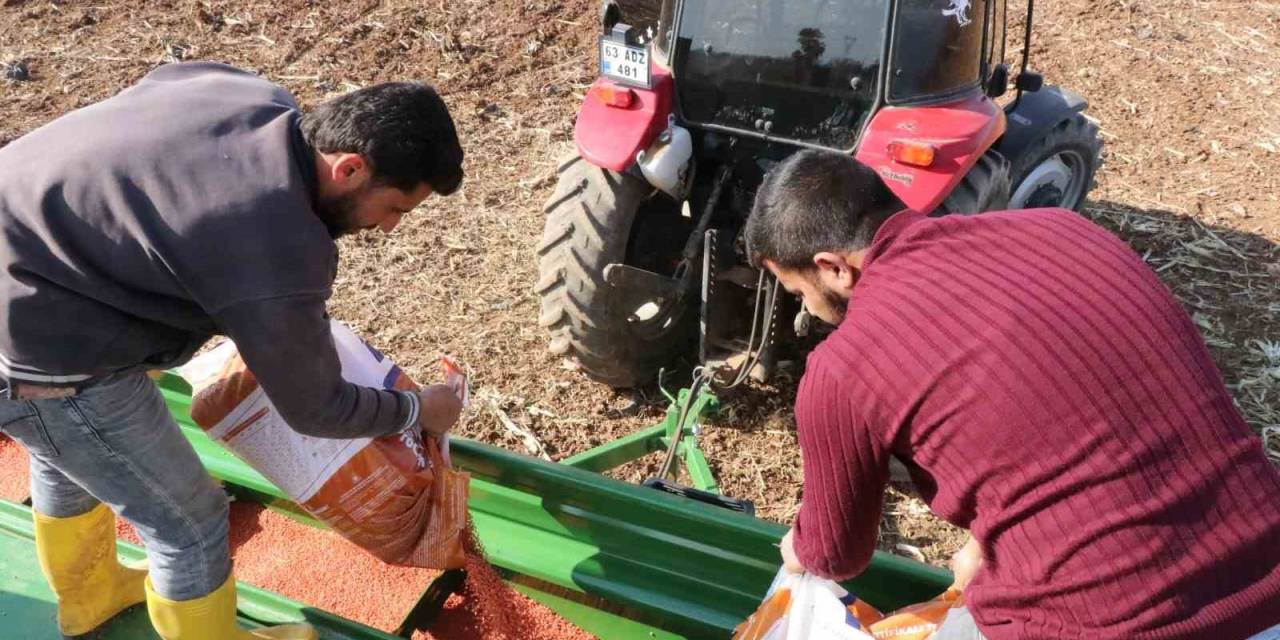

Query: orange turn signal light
left=593, top=83, right=636, bottom=109
left=887, top=140, right=937, bottom=167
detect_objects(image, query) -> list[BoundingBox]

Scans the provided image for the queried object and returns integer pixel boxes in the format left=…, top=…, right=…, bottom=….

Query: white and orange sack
left=733, top=568, right=963, bottom=640
left=181, top=320, right=470, bottom=569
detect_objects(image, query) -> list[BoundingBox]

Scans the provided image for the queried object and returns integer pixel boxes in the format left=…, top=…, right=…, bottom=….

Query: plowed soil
left=3, top=0, right=1277, bottom=573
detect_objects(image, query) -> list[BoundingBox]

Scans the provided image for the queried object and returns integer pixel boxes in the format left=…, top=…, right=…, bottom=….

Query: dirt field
left=2, top=0, right=1277, bottom=569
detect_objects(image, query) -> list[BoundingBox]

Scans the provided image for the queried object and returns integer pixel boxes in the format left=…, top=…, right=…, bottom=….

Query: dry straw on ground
left=2, top=0, right=1277, bottom=567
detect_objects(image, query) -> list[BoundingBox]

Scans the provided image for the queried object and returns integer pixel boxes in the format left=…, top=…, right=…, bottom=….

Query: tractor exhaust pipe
left=1012, top=0, right=1041, bottom=111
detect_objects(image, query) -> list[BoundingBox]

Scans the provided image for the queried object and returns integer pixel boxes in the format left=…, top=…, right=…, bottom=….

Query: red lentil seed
left=0, top=435, right=31, bottom=502
left=3, top=434, right=592, bottom=639
left=113, top=502, right=594, bottom=639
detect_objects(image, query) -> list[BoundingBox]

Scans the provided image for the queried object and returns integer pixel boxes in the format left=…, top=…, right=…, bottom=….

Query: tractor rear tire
left=1008, top=113, right=1104, bottom=212
left=934, top=150, right=1012, bottom=215
left=536, top=155, right=696, bottom=388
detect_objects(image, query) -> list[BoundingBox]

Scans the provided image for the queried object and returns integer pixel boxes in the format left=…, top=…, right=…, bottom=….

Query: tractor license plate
left=599, top=39, right=651, bottom=88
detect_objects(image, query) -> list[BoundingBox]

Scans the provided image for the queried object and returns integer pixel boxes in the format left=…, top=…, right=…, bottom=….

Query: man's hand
left=781, top=527, right=807, bottom=574
left=417, top=384, right=463, bottom=436
left=950, top=535, right=984, bottom=591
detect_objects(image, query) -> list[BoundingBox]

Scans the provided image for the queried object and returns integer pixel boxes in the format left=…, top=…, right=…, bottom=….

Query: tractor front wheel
left=1008, top=113, right=1104, bottom=212
left=536, top=155, right=697, bottom=388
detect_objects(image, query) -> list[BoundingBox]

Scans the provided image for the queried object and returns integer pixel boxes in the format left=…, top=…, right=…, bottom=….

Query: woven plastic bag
left=183, top=320, right=470, bottom=569
left=735, top=568, right=964, bottom=640
left=869, top=588, right=964, bottom=640
left=733, top=569, right=882, bottom=640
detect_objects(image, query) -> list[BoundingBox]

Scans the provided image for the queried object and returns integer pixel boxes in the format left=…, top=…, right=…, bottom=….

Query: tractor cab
left=610, top=0, right=1007, bottom=150
left=539, top=0, right=1102, bottom=389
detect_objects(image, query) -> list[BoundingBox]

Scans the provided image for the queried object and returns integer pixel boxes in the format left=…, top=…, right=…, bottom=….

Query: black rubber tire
left=934, top=149, right=1012, bottom=215
left=536, top=155, right=696, bottom=388
left=1008, top=113, right=1104, bottom=212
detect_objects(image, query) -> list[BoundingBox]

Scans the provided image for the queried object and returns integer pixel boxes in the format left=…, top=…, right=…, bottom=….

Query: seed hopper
left=0, top=371, right=949, bottom=639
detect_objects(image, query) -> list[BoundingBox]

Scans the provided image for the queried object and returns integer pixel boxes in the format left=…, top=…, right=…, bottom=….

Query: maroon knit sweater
left=792, top=208, right=1280, bottom=639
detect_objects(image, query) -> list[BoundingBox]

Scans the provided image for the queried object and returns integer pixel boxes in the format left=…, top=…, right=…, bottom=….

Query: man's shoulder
left=865, top=207, right=1119, bottom=281
left=796, top=332, right=897, bottom=433
left=802, top=328, right=872, bottom=395
left=943, top=207, right=1106, bottom=241
left=164, top=187, right=335, bottom=311
left=804, top=274, right=952, bottom=397
left=137, top=62, right=294, bottom=103
left=979, top=207, right=1106, bottom=236
left=890, top=207, right=1091, bottom=242
left=140, top=61, right=256, bottom=82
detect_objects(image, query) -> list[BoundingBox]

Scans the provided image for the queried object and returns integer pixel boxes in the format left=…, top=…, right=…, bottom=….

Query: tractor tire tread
left=537, top=153, right=689, bottom=387
left=1009, top=112, right=1104, bottom=212
left=935, top=150, right=1012, bottom=215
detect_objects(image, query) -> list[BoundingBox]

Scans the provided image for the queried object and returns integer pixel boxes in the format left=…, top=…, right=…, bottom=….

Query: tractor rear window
left=890, top=0, right=988, bottom=101
left=673, top=0, right=890, bottom=149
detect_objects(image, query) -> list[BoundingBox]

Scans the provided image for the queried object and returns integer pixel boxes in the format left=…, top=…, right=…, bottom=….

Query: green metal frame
left=0, top=500, right=401, bottom=640
left=561, top=384, right=722, bottom=492
left=152, top=373, right=951, bottom=639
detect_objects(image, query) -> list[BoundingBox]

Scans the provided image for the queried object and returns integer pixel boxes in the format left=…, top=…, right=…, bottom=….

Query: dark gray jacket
left=0, top=62, right=417, bottom=439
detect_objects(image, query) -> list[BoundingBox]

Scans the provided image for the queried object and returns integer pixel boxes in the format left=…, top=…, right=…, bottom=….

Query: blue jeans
left=0, top=373, right=230, bottom=601
left=1252, top=624, right=1280, bottom=640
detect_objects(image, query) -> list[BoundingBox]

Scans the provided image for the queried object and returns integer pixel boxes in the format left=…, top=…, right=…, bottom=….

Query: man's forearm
left=213, top=295, right=417, bottom=439
left=790, top=489, right=883, bottom=580
left=261, top=360, right=418, bottom=439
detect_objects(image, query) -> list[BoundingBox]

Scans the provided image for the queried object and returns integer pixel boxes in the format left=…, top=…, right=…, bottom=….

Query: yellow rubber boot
left=146, top=574, right=316, bottom=640
left=32, top=504, right=148, bottom=636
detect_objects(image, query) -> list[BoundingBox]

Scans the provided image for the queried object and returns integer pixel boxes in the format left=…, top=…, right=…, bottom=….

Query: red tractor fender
left=574, top=66, right=673, bottom=173
left=855, top=93, right=1007, bottom=213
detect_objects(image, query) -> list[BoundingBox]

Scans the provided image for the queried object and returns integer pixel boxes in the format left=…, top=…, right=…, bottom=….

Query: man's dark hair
left=301, top=82, right=464, bottom=195
left=746, top=151, right=905, bottom=269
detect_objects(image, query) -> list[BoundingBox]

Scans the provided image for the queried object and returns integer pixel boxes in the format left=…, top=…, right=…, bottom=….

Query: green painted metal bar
left=454, top=439, right=951, bottom=636
left=156, top=375, right=952, bottom=639
left=510, top=581, right=687, bottom=640
left=561, top=423, right=666, bottom=472
left=680, top=435, right=719, bottom=493
left=673, top=387, right=721, bottom=428
left=561, top=384, right=722, bottom=493
left=0, top=500, right=400, bottom=640
left=658, top=386, right=720, bottom=491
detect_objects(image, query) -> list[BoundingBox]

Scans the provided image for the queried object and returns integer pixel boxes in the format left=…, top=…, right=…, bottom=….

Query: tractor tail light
left=593, top=83, right=636, bottom=109
left=888, top=140, right=937, bottom=167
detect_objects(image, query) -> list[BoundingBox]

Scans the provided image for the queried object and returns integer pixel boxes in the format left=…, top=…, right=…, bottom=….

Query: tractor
left=537, top=0, right=1103, bottom=388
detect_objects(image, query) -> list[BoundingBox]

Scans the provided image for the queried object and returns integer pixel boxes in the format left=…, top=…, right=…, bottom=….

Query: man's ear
left=812, top=251, right=857, bottom=291
left=329, top=153, right=369, bottom=184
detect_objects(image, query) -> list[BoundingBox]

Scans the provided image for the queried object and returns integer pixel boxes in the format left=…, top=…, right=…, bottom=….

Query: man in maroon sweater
left=745, top=151, right=1280, bottom=639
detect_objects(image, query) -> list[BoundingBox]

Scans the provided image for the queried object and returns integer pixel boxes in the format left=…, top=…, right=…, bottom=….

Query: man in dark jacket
left=0, top=62, right=465, bottom=639
left=747, top=150, right=1280, bottom=639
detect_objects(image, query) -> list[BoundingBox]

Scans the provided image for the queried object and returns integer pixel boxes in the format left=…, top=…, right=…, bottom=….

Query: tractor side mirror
left=1015, top=71, right=1044, bottom=93
left=987, top=64, right=1010, bottom=98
